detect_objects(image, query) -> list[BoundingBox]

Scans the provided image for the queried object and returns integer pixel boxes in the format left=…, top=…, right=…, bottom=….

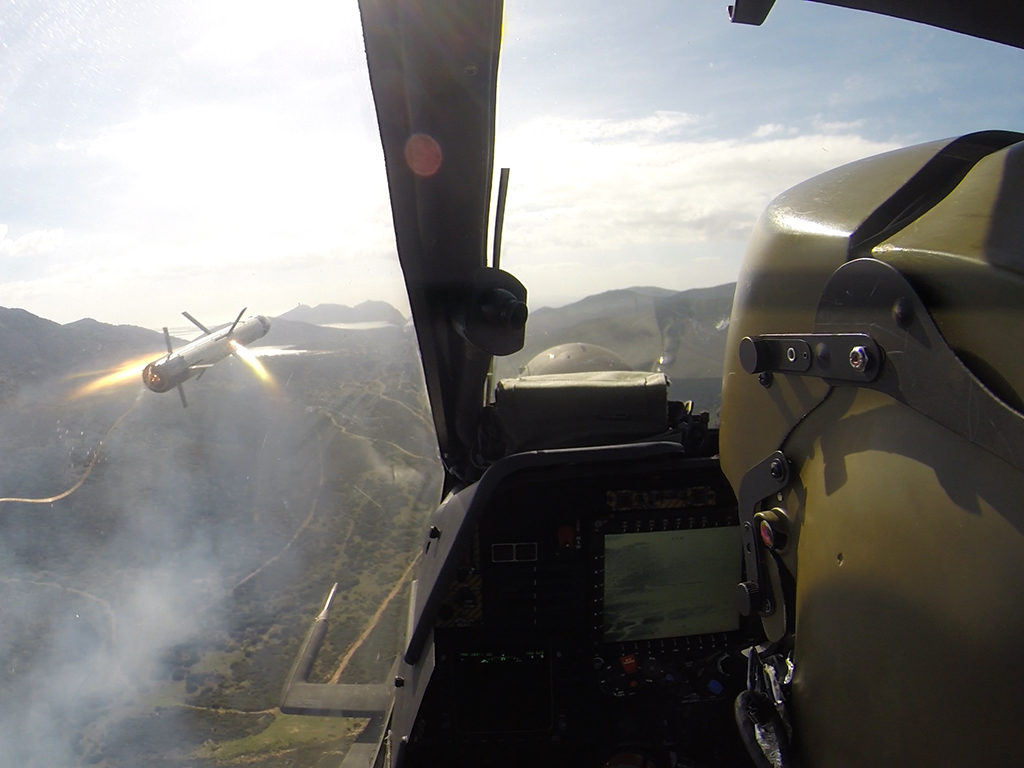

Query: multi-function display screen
left=602, top=526, right=740, bottom=642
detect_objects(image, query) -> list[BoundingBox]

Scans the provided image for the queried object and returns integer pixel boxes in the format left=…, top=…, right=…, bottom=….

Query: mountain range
left=0, top=283, right=734, bottom=401
left=497, top=282, right=736, bottom=418
left=277, top=300, right=406, bottom=327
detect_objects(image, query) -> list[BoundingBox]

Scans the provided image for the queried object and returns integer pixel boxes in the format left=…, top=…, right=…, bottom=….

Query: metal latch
left=737, top=451, right=790, bottom=617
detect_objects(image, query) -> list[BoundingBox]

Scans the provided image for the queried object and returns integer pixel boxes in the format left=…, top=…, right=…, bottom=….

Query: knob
left=737, top=581, right=760, bottom=616
left=739, top=336, right=770, bottom=374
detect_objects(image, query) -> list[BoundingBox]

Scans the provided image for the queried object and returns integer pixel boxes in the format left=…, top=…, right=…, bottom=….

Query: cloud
left=0, top=0, right=404, bottom=327
left=753, top=123, right=786, bottom=138
left=497, top=113, right=899, bottom=251
left=0, top=228, right=67, bottom=284
left=490, top=112, right=901, bottom=306
left=0, top=87, right=398, bottom=326
left=812, top=117, right=867, bottom=134
left=558, top=111, right=700, bottom=142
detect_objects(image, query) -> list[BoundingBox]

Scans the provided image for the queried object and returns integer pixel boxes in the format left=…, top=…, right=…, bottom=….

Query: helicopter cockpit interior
left=278, top=2, right=1024, bottom=767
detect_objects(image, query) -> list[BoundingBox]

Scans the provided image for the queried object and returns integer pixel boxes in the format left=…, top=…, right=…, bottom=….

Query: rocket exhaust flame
left=66, top=352, right=166, bottom=400
left=229, top=339, right=273, bottom=384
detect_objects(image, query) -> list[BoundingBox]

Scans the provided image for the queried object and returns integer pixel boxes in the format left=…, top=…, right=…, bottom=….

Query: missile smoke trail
left=230, top=432, right=327, bottom=593
left=0, top=396, right=139, bottom=507
left=0, top=577, right=117, bottom=643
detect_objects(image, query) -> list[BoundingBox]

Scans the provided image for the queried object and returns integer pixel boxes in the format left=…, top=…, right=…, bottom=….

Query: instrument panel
left=400, top=446, right=756, bottom=767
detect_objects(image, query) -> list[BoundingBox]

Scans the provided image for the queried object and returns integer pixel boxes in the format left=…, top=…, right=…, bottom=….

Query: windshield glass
left=492, top=1, right=1024, bottom=420
left=2, top=1, right=1023, bottom=765
left=0, top=2, right=436, bottom=764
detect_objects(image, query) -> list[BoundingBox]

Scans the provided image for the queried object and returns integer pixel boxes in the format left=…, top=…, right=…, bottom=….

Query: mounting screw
left=769, top=457, right=786, bottom=480
left=394, top=676, right=406, bottom=688
left=758, top=371, right=773, bottom=388
left=848, top=345, right=869, bottom=372
left=428, top=526, right=441, bottom=539
left=892, top=297, right=913, bottom=327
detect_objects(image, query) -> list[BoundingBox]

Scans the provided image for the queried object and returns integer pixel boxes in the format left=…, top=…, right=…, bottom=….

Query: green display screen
left=602, top=526, right=741, bottom=642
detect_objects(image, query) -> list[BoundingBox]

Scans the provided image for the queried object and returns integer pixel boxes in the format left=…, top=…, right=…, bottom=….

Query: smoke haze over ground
left=0, top=317, right=438, bottom=766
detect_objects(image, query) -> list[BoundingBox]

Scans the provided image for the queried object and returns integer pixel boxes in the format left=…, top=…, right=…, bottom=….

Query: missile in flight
left=141, top=307, right=271, bottom=406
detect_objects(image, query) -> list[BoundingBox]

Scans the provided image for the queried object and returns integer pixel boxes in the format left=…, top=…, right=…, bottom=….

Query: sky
left=1, top=0, right=1023, bottom=329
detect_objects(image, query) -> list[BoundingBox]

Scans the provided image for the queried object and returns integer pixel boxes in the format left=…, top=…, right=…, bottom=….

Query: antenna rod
left=492, top=167, right=510, bottom=269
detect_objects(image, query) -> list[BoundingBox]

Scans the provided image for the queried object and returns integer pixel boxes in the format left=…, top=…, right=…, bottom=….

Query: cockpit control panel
left=394, top=443, right=758, bottom=767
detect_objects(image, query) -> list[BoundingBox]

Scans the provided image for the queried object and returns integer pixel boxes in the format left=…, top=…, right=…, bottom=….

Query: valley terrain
left=0, top=284, right=733, bottom=766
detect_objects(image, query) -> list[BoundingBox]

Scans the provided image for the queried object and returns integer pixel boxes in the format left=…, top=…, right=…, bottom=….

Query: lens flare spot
left=404, top=133, right=443, bottom=177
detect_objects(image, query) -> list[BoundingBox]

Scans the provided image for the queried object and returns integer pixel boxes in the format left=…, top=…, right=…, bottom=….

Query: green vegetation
left=196, top=713, right=358, bottom=761
left=0, top=320, right=439, bottom=766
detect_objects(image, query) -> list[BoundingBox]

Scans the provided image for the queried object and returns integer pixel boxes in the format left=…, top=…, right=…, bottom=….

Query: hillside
left=0, top=308, right=168, bottom=400
left=495, top=283, right=736, bottom=417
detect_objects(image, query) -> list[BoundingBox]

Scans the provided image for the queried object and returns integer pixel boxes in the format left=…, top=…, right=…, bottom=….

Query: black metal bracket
left=739, top=333, right=881, bottom=384
left=737, top=451, right=790, bottom=617
left=739, top=257, right=1024, bottom=472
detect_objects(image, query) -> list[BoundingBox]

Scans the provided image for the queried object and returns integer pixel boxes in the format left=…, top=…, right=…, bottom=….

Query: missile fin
left=227, top=307, right=247, bottom=335
left=177, top=384, right=188, bottom=408
left=182, top=311, right=211, bottom=334
left=162, top=327, right=174, bottom=357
